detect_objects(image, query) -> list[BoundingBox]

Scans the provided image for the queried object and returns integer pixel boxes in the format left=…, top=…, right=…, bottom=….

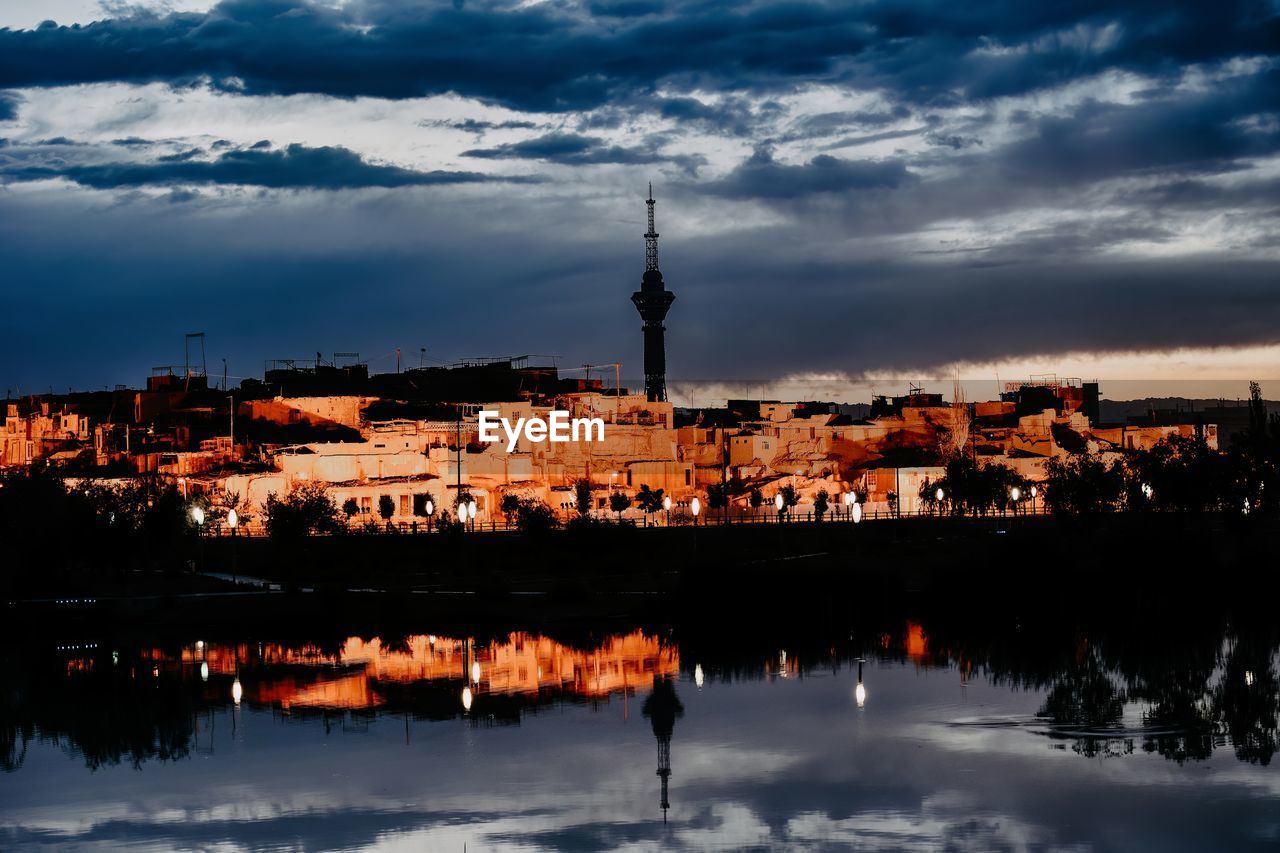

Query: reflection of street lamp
left=694, top=664, right=704, bottom=688
left=232, top=677, right=243, bottom=705
left=200, top=661, right=209, bottom=682
left=855, top=658, right=867, bottom=708
left=461, top=686, right=473, bottom=712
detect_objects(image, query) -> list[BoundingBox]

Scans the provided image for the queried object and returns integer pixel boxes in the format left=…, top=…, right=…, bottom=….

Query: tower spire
left=645, top=184, right=659, bottom=272
left=632, top=184, right=675, bottom=403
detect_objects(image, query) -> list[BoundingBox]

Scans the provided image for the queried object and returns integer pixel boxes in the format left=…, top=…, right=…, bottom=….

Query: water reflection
left=2, top=613, right=1278, bottom=849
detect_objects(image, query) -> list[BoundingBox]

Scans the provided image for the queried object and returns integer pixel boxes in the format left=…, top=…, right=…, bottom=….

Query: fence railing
left=199, top=503, right=1049, bottom=537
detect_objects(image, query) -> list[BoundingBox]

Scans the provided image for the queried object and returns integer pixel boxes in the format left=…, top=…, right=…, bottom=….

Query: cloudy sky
left=1, top=0, right=1279, bottom=400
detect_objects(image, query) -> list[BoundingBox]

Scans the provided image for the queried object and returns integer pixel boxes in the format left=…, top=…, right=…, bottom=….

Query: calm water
left=2, top=617, right=1278, bottom=851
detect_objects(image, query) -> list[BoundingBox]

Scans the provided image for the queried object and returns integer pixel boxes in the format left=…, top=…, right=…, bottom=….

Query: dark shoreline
left=6, top=513, right=1278, bottom=645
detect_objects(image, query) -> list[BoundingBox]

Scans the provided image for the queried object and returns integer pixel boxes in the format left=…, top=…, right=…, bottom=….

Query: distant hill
left=1099, top=397, right=1280, bottom=423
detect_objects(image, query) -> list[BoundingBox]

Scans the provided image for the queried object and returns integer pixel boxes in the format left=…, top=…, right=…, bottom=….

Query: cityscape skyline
left=3, top=1, right=1280, bottom=394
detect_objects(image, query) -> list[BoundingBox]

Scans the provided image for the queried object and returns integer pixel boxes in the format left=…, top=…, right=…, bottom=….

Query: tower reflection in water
left=642, top=675, right=684, bottom=822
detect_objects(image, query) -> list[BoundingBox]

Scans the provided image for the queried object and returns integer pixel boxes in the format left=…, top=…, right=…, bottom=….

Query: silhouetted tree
left=777, top=484, right=798, bottom=520
left=813, top=488, right=829, bottom=522
left=264, top=481, right=342, bottom=539
left=609, top=491, right=632, bottom=520
left=573, top=478, right=593, bottom=516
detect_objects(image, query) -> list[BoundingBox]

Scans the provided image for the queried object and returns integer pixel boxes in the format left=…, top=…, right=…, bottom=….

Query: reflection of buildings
left=642, top=675, right=684, bottom=822
left=164, top=631, right=679, bottom=714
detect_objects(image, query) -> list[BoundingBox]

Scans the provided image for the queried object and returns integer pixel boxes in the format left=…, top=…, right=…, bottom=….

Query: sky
left=1, top=0, right=1279, bottom=402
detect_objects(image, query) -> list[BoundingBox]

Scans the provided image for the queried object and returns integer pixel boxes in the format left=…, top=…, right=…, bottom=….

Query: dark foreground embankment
left=5, top=513, right=1278, bottom=645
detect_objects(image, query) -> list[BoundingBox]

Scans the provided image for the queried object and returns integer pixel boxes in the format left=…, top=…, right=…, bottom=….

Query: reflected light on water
left=694, top=664, right=704, bottom=688
left=200, top=661, right=209, bottom=682
left=232, top=677, right=243, bottom=705
left=461, top=686, right=473, bottom=712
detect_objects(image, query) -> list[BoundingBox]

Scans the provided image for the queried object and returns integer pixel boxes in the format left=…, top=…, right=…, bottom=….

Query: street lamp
left=775, top=491, right=784, bottom=522
left=690, top=496, right=701, bottom=525
left=424, top=498, right=435, bottom=532
left=461, top=686, right=473, bottom=712
left=694, top=664, right=704, bottom=689
left=1030, top=485, right=1038, bottom=514
left=226, top=507, right=239, bottom=584
left=852, top=502, right=863, bottom=524
left=471, top=659, right=481, bottom=685
left=1009, top=486, right=1020, bottom=515
left=191, top=506, right=204, bottom=526
left=232, top=676, right=243, bottom=705
left=663, top=495, right=672, bottom=525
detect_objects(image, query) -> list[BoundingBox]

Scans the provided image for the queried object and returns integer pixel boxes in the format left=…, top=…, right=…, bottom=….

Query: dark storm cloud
left=702, top=147, right=915, bottom=199
left=463, top=131, right=703, bottom=171
left=420, top=118, right=542, bottom=134
left=0, top=90, right=21, bottom=121
left=1, top=142, right=530, bottom=190
left=11, top=185, right=1277, bottom=394
left=2, top=0, right=1275, bottom=113
left=784, top=106, right=914, bottom=138
left=588, top=0, right=666, bottom=18
left=994, top=69, right=1280, bottom=187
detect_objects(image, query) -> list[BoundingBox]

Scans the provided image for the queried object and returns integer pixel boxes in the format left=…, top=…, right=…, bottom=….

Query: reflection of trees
left=1036, top=655, right=1130, bottom=758
left=0, top=650, right=198, bottom=772
left=1213, top=635, right=1279, bottom=766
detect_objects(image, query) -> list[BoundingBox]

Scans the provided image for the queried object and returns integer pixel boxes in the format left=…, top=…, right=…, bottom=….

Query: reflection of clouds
left=783, top=807, right=1059, bottom=852
left=673, top=802, right=772, bottom=849
left=5, top=658, right=1280, bottom=851
left=675, top=744, right=802, bottom=784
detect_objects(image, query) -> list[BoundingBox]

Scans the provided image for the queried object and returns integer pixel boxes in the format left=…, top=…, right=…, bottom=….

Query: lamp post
left=191, top=506, right=205, bottom=572
left=425, top=498, right=435, bottom=532
left=935, top=487, right=944, bottom=517
left=775, top=491, right=784, bottom=523
left=1009, top=486, right=1021, bottom=517
left=227, top=508, right=239, bottom=585
left=663, top=495, right=672, bottom=526
left=690, top=497, right=701, bottom=526
left=1030, top=485, right=1038, bottom=515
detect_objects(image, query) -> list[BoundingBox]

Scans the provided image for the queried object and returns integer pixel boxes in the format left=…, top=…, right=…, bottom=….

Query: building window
left=685, top=469, right=692, bottom=486
left=360, top=497, right=372, bottom=514
left=399, top=495, right=410, bottom=516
